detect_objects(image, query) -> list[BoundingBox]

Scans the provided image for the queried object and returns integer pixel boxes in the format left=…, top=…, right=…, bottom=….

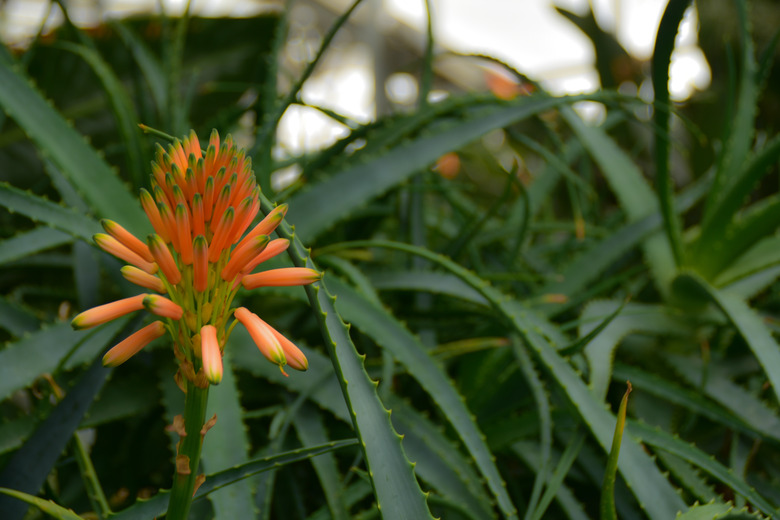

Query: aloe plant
left=2, top=1, right=780, bottom=519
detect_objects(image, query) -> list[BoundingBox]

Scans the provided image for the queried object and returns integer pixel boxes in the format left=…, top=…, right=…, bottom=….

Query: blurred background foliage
left=2, top=0, right=780, bottom=519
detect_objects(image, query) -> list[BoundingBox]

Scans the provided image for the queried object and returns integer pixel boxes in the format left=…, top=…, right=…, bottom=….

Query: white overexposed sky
left=0, top=0, right=711, bottom=166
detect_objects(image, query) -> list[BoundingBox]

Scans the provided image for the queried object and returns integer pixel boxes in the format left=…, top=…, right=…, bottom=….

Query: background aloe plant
left=2, top=0, right=780, bottom=519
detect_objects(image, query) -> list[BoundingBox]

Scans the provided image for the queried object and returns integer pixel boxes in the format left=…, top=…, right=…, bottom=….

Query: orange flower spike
left=193, top=235, right=209, bottom=292
left=143, top=294, right=184, bottom=320
left=234, top=307, right=287, bottom=374
left=191, top=194, right=206, bottom=238
left=207, top=207, right=235, bottom=263
left=103, top=321, right=166, bottom=367
left=242, top=267, right=321, bottom=290
left=71, top=294, right=146, bottom=330
left=200, top=325, right=223, bottom=384
left=121, top=266, right=166, bottom=293
left=221, top=235, right=270, bottom=282
left=140, top=188, right=171, bottom=243
left=239, top=238, right=290, bottom=275
left=175, top=204, right=194, bottom=265
left=101, top=220, right=155, bottom=263
left=148, top=234, right=182, bottom=285
left=94, top=234, right=158, bottom=274
left=234, top=204, right=288, bottom=253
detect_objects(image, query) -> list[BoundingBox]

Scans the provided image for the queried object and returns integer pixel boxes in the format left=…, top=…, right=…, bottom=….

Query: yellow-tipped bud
left=121, top=266, right=166, bottom=293
left=234, top=307, right=287, bottom=373
left=148, top=234, right=182, bottom=285
left=103, top=321, right=166, bottom=367
left=201, top=325, right=223, bottom=384
left=71, top=294, right=146, bottom=330
left=143, top=295, right=184, bottom=320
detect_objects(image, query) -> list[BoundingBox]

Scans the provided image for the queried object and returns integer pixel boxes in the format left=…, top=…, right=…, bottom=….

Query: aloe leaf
left=693, top=135, right=780, bottom=278
left=703, top=0, right=758, bottom=227
left=292, top=404, right=350, bottom=520
left=0, top=227, right=72, bottom=265
left=0, top=183, right=101, bottom=240
left=528, top=431, right=585, bottom=520
left=368, top=270, right=487, bottom=304
left=578, top=301, right=690, bottom=400
left=652, top=0, right=691, bottom=266
left=600, top=383, right=631, bottom=520
left=629, top=420, right=778, bottom=517
left=322, top=240, right=686, bottom=518
left=715, top=235, right=780, bottom=288
left=673, top=272, right=780, bottom=405
left=109, top=439, right=359, bottom=520
left=561, top=106, right=675, bottom=295
left=0, top=298, right=40, bottom=337
left=387, top=396, right=495, bottom=520
left=665, top=354, right=780, bottom=444
left=0, top=352, right=115, bottom=520
left=0, top=319, right=123, bottom=402
left=55, top=41, right=146, bottom=188
left=201, top=348, right=255, bottom=520
left=262, top=197, right=436, bottom=519
left=0, top=488, right=83, bottom=520
left=287, top=95, right=567, bottom=242
left=655, top=451, right=719, bottom=504
left=612, top=363, right=772, bottom=441
left=512, top=442, right=589, bottom=520
left=328, top=277, right=516, bottom=518
left=0, top=59, right=148, bottom=235
left=676, top=503, right=736, bottom=520
left=110, top=21, right=167, bottom=113
left=537, top=176, right=708, bottom=313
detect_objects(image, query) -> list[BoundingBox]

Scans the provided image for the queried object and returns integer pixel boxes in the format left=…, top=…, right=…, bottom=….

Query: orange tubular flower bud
left=140, top=188, right=171, bottom=243
left=191, top=194, right=206, bottom=238
left=234, top=204, right=288, bottom=254
left=143, top=294, right=184, bottom=320
left=226, top=197, right=257, bottom=247
left=103, top=321, right=166, bottom=367
left=208, top=207, right=235, bottom=263
left=193, top=235, right=209, bottom=292
left=201, top=325, right=223, bottom=384
left=71, top=294, right=146, bottom=330
left=239, top=238, right=289, bottom=275
left=175, top=204, right=194, bottom=265
left=221, top=235, right=270, bottom=282
left=210, top=185, right=231, bottom=234
left=234, top=307, right=287, bottom=374
left=242, top=267, right=321, bottom=290
left=121, top=266, right=166, bottom=293
left=94, top=234, right=158, bottom=274
left=157, top=200, right=180, bottom=251
left=203, top=176, right=215, bottom=222
left=259, top=318, right=308, bottom=371
left=148, top=234, right=182, bottom=285
left=102, top=219, right=154, bottom=263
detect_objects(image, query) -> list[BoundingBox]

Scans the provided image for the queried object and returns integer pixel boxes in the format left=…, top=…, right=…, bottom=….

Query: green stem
left=72, top=431, right=112, bottom=519
left=166, top=381, right=210, bottom=520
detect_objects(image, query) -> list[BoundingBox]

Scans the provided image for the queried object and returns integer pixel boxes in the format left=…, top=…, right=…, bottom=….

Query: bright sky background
left=0, top=0, right=711, bottom=167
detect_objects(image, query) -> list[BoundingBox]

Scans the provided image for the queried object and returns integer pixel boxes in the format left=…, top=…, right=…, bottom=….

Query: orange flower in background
left=71, top=130, right=321, bottom=387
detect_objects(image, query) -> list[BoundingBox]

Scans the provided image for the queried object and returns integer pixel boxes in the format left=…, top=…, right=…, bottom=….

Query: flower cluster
left=71, top=130, right=320, bottom=388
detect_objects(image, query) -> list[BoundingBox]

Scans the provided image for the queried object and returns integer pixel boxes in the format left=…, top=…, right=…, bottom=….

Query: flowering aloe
left=69, top=130, right=321, bottom=519
left=71, top=130, right=320, bottom=386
